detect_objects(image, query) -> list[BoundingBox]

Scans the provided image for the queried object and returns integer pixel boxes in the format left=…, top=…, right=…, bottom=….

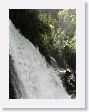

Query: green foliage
left=51, top=9, right=76, bottom=70
left=58, top=9, right=76, bottom=38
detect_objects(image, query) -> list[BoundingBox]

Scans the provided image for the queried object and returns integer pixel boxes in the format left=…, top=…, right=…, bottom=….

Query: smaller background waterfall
left=9, top=9, right=76, bottom=99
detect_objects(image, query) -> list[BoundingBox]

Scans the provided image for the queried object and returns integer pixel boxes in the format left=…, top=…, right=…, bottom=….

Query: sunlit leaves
left=32, top=9, right=76, bottom=70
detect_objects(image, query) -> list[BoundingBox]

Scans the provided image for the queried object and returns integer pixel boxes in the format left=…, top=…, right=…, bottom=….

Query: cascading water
left=9, top=20, right=70, bottom=99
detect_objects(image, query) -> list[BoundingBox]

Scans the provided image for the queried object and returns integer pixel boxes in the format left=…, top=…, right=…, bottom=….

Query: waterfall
left=9, top=20, right=70, bottom=99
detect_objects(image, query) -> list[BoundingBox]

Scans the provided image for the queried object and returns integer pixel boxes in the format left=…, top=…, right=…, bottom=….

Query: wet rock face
left=60, top=70, right=76, bottom=98
left=9, top=55, right=16, bottom=99
left=9, top=75, right=16, bottom=99
left=9, top=55, right=22, bottom=99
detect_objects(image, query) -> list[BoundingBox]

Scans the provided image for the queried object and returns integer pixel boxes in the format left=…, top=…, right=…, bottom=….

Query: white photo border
left=0, top=0, right=85, bottom=108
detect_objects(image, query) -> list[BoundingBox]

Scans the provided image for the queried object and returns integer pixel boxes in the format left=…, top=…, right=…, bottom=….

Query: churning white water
left=9, top=20, right=70, bottom=99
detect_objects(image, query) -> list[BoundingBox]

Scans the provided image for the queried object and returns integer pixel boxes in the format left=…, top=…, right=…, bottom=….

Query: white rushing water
left=9, top=20, right=70, bottom=99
